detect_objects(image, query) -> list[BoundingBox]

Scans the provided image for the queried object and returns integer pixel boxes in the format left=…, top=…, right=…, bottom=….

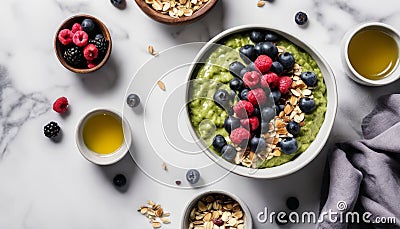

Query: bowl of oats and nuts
left=182, top=191, right=252, bottom=229
left=186, top=25, right=337, bottom=178
left=134, top=0, right=219, bottom=24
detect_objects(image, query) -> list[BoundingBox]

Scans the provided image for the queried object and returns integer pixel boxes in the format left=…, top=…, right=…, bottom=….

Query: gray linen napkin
left=318, top=94, right=400, bottom=229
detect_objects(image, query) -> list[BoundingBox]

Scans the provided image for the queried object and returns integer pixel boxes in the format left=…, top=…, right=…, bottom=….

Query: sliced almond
left=203, top=212, right=212, bottom=222
left=157, top=80, right=166, bottom=91
left=152, top=221, right=162, bottom=228
left=198, top=201, right=207, bottom=212
left=257, top=1, right=265, bottom=7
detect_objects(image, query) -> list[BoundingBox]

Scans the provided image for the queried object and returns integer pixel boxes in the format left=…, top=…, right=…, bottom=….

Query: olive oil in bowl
left=82, top=113, right=124, bottom=154
left=348, top=29, right=399, bottom=80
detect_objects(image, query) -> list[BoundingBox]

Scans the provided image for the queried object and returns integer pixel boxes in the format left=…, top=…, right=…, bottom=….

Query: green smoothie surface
left=188, top=32, right=327, bottom=168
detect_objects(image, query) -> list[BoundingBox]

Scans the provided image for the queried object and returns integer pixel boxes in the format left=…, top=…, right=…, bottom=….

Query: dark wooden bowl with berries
left=134, top=0, right=219, bottom=25
left=54, top=14, right=112, bottom=74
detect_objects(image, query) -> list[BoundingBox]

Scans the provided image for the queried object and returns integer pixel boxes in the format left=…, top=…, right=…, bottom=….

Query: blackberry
left=44, top=121, right=61, bottom=138
left=63, top=46, right=84, bottom=67
left=88, top=37, right=109, bottom=56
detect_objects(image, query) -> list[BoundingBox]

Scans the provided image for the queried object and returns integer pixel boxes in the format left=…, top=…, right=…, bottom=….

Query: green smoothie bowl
left=186, top=25, right=337, bottom=178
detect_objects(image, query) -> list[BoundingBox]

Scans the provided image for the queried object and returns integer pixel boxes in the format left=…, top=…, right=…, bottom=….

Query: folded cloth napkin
left=318, top=94, right=400, bottom=229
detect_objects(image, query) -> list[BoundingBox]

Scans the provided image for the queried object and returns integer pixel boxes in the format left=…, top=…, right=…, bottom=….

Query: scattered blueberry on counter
left=286, top=196, right=300, bottom=211
left=295, top=11, right=308, bottom=25
left=113, top=174, right=127, bottom=187
left=127, top=93, right=141, bottom=107
left=186, top=169, right=200, bottom=184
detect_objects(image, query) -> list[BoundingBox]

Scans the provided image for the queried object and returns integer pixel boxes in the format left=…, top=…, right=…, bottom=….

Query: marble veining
left=0, top=65, right=50, bottom=159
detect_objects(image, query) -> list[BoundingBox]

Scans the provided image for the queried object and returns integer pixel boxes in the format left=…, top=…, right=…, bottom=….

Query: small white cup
left=341, top=22, right=400, bottom=86
left=76, top=108, right=132, bottom=165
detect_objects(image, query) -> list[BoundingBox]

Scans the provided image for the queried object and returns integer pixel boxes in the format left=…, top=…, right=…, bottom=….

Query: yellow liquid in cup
left=83, top=113, right=124, bottom=154
left=348, top=29, right=399, bottom=80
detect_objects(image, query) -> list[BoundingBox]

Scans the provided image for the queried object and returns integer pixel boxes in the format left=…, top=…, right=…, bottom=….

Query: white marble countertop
left=1, top=0, right=400, bottom=228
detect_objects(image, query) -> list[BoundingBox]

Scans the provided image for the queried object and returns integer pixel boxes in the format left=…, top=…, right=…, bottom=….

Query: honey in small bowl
left=82, top=113, right=124, bottom=154
left=348, top=29, right=399, bottom=80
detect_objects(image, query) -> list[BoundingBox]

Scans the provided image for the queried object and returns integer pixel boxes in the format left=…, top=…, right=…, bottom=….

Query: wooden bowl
left=134, top=0, right=219, bottom=25
left=54, top=14, right=112, bottom=74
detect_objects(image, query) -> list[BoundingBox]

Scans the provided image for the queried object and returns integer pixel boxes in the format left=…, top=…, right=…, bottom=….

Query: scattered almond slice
left=138, top=201, right=171, bottom=228
left=257, top=1, right=265, bottom=7
left=157, top=80, right=166, bottom=91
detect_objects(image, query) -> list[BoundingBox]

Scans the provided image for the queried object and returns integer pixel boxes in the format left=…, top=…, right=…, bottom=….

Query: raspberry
left=83, top=44, right=99, bottom=61
left=73, top=31, right=89, bottom=47
left=261, top=72, right=280, bottom=89
left=71, top=23, right=82, bottom=34
left=240, top=116, right=259, bottom=131
left=247, top=88, right=266, bottom=106
left=243, top=71, right=260, bottom=88
left=230, top=127, right=251, bottom=145
left=254, top=55, right=273, bottom=74
left=87, top=60, right=97, bottom=69
left=233, top=100, right=254, bottom=118
left=279, top=76, right=293, bottom=94
left=53, top=97, right=69, bottom=113
left=58, top=29, right=74, bottom=45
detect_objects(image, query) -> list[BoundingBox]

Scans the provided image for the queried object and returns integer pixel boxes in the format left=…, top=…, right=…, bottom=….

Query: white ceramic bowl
left=76, top=108, right=132, bottom=165
left=341, top=22, right=400, bottom=86
left=181, top=190, right=252, bottom=229
left=186, top=25, right=338, bottom=179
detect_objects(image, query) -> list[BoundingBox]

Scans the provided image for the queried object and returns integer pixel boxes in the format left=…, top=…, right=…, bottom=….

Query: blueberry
left=81, top=19, right=96, bottom=34
left=246, top=62, right=256, bottom=71
left=127, top=94, right=140, bottom=107
left=253, top=107, right=261, bottom=119
left=186, top=169, right=200, bottom=184
left=271, top=90, right=281, bottom=103
left=250, top=31, right=265, bottom=43
left=250, top=136, right=267, bottom=153
left=229, top=90, right=237, bottom=102
left=229, top=61, right=246, bottom=77
left=286, top=121, right=300, bottom=135
left=270, top=61, right=284, bottom=75
left=286, top=196, right=300, bottom=211
left=213, top=89, right=230, bottom=109
left=240, top=68, right=248, bottom=77
left=221, top=144, right=237, bottom=162
left=111, top=0, right=125, bottom=8
left=254, top=42, right=278, bottom=59
left=261, top=107, right=275, bottom=122
left=212, top=135, right=227, bottom=152
left=227, top=106, right=234, bottom=115
left=295, top=11, right=308, bottom=25
left=113, top=174, right=127, bottom=187
left=264, top=31, right=279, bottom=42
left=280, top=137, right=298, bottom=155
left=260, top=121, right=269, bottom=134
left=278, top=52, right=295, bottom=69
left=239, top=88, right=250, bottom=100
left=230, top=78, right=245, bottom=91
left=239, top=44, right=257, bottom=62
left=224, top=116, right=241, bottom=133
left=299, top=97, right=316, bottom=113
left=95, top=34, right=104, bottom=39
left=300, top=71, right=317, bottom=87
left=278, top=104, right=285, bottom=113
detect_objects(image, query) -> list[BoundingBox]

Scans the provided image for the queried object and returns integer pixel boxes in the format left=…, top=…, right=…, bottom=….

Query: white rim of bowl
left=343, top=22, right=400, bottom=86
left=75, top=108, right=132, bottom=165
left=186, top=24, right=338, bottom=179
left=181, top=190, right=253, bottom=229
